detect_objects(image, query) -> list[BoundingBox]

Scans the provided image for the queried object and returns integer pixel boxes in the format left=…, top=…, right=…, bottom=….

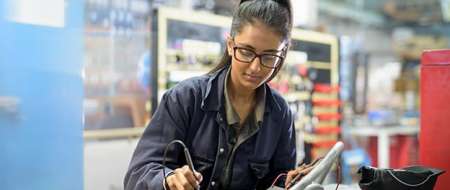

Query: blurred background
left=1, top=0, right=450, bottom=190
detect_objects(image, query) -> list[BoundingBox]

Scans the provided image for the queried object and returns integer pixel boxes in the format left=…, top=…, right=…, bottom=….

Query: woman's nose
left=248, top=56, right=262, bottom=72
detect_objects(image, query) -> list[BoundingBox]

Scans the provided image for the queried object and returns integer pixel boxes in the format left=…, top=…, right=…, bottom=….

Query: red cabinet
left=420, top=50, right=450, bottom=190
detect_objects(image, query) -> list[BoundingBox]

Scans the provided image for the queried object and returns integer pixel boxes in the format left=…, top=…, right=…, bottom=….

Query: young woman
left=125, top=0, right=308, bottom=189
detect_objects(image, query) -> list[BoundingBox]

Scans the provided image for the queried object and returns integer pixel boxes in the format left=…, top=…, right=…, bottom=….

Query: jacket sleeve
left=257, top=108, right=297, bottom=189
left=124, top=88, right=192, bottom=190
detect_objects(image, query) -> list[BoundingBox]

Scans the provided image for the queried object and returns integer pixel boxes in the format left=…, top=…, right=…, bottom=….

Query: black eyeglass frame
left=230, top=41, right=287, bottom=69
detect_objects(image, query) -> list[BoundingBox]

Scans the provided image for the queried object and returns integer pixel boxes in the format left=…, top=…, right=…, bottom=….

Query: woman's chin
left=241, top=80, right=261, bottom=90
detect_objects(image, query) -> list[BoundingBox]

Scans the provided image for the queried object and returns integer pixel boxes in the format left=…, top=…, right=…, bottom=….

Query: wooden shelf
left=284, top=92, right=310, bottom=102
left=84, top=127, right=145, bottom=140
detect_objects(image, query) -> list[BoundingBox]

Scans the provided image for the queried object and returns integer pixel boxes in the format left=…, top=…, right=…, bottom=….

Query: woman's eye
left=263, top=56, right=276, bottom=62
left=239, top=49, right=253, bottom=57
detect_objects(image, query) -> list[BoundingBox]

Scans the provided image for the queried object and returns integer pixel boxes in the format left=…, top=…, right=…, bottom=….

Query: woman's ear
left=226, top=37, right=233, bottom=55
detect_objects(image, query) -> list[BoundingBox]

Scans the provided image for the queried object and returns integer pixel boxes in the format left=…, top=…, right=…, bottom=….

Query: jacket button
left=219, top=148, right=224, bottom=154
left=211, top=181, right=216, bottom=187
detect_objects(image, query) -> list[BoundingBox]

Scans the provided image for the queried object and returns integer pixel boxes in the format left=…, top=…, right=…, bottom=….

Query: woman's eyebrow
left=236, top=43, right=256, bottom=50
left=236, top=43, right=283, bottom=53
left=263, top=49, right=282, bottom=53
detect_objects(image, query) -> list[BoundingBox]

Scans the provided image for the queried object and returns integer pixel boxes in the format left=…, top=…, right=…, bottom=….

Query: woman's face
left=227, top=20, right=286, bottom=91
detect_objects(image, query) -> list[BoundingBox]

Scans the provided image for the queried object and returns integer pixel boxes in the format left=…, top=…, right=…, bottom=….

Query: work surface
left=269, top=184, right=361, bottom=190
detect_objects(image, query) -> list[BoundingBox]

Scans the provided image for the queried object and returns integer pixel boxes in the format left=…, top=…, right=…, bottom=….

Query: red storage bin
left=420, top=50, right=450, bottom=190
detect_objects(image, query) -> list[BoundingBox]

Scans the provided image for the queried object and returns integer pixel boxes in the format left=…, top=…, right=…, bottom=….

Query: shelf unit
left=152, top=6, right=231, bottom=103
left=275, top=29, right=340, bottom=161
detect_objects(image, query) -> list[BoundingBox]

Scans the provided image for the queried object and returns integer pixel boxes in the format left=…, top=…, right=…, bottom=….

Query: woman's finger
left=175, top=171, right=194, bottom=190
left=166, top=174, right=178, bottom=190
left=285, top=170, right=297, bottom=186
left=180, top=165, right=200, bottom=189
left=286, top=164, right=306, bottom=182
left=285, top=162, right=320, bottom=188
left=299, top=165, right=315, bottom=176
left=194, top=171, right=203, bottom=183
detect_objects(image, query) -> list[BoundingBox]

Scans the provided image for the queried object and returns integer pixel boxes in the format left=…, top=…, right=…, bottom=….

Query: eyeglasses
left=231, top=42, right=285, bottom=69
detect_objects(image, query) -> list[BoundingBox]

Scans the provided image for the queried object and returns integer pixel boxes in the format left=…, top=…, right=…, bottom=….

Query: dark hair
left=209, top=0, right=293, bottom=82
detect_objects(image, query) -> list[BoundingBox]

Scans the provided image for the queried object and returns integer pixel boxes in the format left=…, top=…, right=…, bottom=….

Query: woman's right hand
left=166, top=165, right=203, bottom=190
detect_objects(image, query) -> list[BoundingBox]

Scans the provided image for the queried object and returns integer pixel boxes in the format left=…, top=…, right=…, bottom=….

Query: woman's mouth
left=243, top=73, right=261, bottom=83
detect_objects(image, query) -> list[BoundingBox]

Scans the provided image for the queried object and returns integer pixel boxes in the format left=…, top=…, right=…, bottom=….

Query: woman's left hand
left=284, top=158, right=322, bottom=189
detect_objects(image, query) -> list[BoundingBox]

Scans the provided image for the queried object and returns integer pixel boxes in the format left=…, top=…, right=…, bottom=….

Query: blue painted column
left=0, top=1, right=84, bottom=190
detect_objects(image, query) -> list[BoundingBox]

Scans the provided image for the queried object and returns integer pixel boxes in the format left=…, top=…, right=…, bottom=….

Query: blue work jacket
left=124, top=66, right=296, bottom=190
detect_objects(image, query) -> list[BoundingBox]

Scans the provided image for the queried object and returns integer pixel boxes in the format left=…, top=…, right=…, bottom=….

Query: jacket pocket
left=192, top=155, right=214, bottom=174
left=249, top=161, right=270, bottom=179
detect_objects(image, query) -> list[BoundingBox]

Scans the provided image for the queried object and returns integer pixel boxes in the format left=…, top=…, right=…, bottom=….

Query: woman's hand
left=285, top=158, right=322, bottom=189
left=166, top=165, right=203, bottom=190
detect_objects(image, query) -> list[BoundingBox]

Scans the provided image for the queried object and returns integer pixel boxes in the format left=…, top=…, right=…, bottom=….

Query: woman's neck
left=227, top=78, right=255, bottom=104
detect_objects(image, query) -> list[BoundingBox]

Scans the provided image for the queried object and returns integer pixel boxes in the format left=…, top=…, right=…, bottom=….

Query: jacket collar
left=201, top=66, right=282, bottom=114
